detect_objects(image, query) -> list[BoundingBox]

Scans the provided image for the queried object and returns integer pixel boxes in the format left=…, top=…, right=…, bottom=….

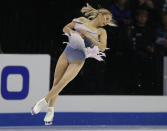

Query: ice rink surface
left=0, top=126, right=167, bottom=131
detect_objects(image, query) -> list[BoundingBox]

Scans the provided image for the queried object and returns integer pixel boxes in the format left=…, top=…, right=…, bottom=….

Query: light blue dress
left=64, top=19, right=100, bottom=63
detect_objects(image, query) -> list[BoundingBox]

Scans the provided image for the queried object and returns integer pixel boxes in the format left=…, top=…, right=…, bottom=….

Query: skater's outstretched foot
left=44, top=107, right=54, bottom=125
left=31, top=98, right=48, bottom=115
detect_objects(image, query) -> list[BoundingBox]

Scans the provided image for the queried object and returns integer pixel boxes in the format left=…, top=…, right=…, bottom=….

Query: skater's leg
left=44, top=60, right=84, bottom=125
left=48, top=52, right=69, bottom=106
left=51, top=52, right=69, bottom=89
left=31, top=52, right=68, bottom=115
left=45, top=60, right=84, bottom=101
left=49, top=95, right=58, bottom=107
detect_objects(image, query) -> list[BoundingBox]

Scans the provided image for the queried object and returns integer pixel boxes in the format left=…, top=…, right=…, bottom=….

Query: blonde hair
left=81, top=3, right=112, bottom=20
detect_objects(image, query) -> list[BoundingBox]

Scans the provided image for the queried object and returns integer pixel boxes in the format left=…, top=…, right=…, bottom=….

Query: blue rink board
left=0, top=112, right=167, bottom=126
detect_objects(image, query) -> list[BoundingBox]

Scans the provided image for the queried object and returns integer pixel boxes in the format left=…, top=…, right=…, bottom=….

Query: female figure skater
left=31, top=3, right=115, bottom=125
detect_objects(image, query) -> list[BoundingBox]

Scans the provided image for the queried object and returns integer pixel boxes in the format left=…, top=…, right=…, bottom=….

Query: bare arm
left=63, top=17, right=90, bottom=35
left=80, top=28, right=107, bottom=51
left=63, top=17, right=88, bottom=35
left=63, top=18, right=107, bottom=51
left=63, top=21, right=76, bottom=35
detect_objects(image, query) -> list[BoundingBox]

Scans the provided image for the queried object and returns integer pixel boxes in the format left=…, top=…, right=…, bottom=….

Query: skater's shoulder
left=73, top=17, right=90, bottom=23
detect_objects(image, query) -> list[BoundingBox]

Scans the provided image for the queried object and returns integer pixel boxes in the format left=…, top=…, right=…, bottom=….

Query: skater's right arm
left=63, top=17, right=87, bottom=36
left=63, top=21, right=76, bottom=35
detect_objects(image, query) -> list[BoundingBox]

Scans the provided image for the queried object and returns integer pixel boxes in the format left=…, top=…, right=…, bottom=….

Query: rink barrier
left=0, top=112, right=167, bottom=126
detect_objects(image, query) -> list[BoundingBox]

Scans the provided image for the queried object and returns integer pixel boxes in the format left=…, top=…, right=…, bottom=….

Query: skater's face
left=98, top=13, right=112, bottom=27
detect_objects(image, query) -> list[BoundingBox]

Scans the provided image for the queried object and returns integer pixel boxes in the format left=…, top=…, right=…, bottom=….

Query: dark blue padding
left=0, top=112, right=167, bottom=126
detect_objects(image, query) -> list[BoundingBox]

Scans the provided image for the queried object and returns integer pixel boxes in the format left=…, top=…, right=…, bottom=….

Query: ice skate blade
left=31, top=107, right=35, bottom=115
left=45, top=121, right=53, bottom=126
left=31, top=105, right=37, bottom=115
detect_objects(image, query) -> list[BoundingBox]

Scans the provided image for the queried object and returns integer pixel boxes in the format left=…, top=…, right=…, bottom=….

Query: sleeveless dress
left=64, top=18, right=106, bottom=63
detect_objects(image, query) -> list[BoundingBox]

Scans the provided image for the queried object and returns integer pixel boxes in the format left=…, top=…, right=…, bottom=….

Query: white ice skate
left=44, top=107, right=54, bottom=125
left=31, top=98, right=48, bottom=115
